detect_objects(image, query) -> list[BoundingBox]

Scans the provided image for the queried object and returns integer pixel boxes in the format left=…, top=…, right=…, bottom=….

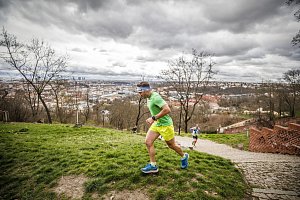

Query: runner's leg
left=165, top=138, right=184, bottom=157
left=145, top=130, right=160, bottom=162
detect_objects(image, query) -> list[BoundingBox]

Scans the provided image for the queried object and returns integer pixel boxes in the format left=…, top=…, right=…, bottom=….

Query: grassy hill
left=0, top=123, right=249, bottom=200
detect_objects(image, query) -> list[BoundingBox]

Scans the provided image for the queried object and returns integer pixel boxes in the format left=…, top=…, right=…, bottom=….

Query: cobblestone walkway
left=175, top=136, right=300, bottom=200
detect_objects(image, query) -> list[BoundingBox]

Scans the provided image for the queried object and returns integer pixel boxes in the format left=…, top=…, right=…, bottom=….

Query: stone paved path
left=175, top=136, right=300, bottom=200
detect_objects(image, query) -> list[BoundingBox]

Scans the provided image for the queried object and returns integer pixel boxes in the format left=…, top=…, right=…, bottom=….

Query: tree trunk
left=38, top=93, right=52, bottom=124
left=184, top=109, right=189, bottom=133
left=135, top=97, right=142, bottom=127
left=292, top=91, right=296, bottom=117
left=178, top=103, right=183, bottom=135
left=54, top=91, right=63, bottom=123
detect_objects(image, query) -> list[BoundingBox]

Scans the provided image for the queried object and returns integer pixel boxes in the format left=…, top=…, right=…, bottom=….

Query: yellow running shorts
left=149, top=124, right=175, bottom=141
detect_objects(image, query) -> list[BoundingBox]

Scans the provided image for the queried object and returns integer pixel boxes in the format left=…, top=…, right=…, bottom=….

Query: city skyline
left=0, top=0, right=299, bottom=82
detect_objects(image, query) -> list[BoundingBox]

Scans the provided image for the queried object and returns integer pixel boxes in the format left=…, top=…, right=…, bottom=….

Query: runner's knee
left=145, top=139, right=153, bottom=148
left=167, top=142, right=176, bottom=149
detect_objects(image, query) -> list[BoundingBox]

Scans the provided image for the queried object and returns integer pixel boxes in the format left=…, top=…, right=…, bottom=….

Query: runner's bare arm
left=146, top=104, right=171, bottom=124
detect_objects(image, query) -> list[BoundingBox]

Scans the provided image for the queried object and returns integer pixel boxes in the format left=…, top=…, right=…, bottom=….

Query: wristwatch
left=151, top=116, right=157, bottom=121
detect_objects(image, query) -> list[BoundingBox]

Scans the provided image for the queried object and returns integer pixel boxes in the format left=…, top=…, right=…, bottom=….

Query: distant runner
left=190, top=124, right=200, bottom=147
left=137, top=81, right=189, bottom=174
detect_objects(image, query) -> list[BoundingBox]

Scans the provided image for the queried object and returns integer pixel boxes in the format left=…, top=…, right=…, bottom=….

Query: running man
left=190, top=124, right=200, bottom=147
left=137, top=81, right=189, bottom=173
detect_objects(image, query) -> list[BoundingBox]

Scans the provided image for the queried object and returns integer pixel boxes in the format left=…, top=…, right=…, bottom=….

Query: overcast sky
left=0, top=0, right=299, bottom=82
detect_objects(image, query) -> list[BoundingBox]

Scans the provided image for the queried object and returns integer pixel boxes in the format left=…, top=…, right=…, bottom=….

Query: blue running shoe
left=141, top=164, right=159, bottom=174
left=181, top=153, right=189, bottom=169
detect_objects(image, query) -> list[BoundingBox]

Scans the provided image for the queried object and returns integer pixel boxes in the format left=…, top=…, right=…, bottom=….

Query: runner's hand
left=146, top=117, right=154, bottom=125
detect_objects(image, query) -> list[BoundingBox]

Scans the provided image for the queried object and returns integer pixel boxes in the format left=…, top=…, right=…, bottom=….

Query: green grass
left=178, top=132, right=249, bottom=151
left=237, top=114, right=254, bottom=119
left=0, top=123, right=249, bottom=200
left=200, top=133, right=249, bottom=151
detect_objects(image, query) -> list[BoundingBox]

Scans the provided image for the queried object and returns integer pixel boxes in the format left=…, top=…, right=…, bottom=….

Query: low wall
left=249, top=123, right=300, bottom=155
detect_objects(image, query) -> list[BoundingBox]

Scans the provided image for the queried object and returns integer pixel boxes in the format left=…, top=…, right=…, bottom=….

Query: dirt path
left=175, top=136, right=300, bottom=200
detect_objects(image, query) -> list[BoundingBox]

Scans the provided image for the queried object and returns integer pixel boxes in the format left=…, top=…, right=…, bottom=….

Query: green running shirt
left=147, top=92, right=173, bottom=126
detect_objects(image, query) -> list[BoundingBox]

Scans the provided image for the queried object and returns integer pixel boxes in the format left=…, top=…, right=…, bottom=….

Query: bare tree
left=160, top=49, right=216, bottom=133
left=83, top=85, right=90, bottom=123
left=0, top=89, right=30, bottom=122
left=49, top=78, right=68, bottom=123
left=263, top=82, right=276, bottom=122
left=283, top=69, right=300, bottom=117
left=22, top=80, right=40, bottom=120
left=93, top=101, right=107, bottom=125
left=0, top=28, right=68, bottom=123
left=109, top=99, right=129, bottom=130
left=107, top=97, right=148, bottom=131
left=286, top=0, right=300, bottom=47
left=134, top=96, right=149, bottom=132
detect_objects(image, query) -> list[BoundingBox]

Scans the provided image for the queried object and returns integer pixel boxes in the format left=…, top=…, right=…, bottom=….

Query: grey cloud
left=0, top=0, right=298, bottom=82
left=0, top=0, right=10, bottom=8
left=202, top=0, right=284, bottom=33
left=0, top=0, right=11, bottom=23
left=71, top=47, right=87, bottom=52
left=70, top=65, right=140, bottom=77
left=122, top=1, right=283, bottom=55
left=213, top=41, right=258, bottom=58
left=67, top=0, right=111, bottom=12
left=1, top=0, right=291, bottom=45
left=290, top=48, right=300, bottom=61
left=2, top=0, right=133, bottom=39
left=215, top=65, right=284, bottom=82
left=136, top=56, right=157, bottom=62
left=239, top=59, right=268, bottom=66
left=112, top=62, right=127, bottom=68
left=138, top=33, right=184, bottom=51
left=93, top=48, right=108, bottom=52
left=9, top=1, right=68, bottom=28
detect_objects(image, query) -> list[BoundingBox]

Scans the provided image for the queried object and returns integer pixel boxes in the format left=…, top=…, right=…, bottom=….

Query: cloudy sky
left=0, top=0, right=299, bottom=82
